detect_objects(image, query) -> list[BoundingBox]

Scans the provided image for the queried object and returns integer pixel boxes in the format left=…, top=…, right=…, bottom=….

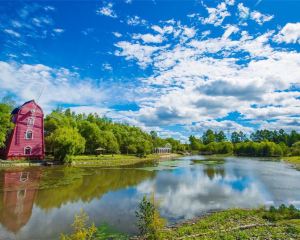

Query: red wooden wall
left=5, top=100, right=45, bottom=160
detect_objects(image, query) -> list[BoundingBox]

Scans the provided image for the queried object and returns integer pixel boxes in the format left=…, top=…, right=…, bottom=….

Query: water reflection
left=0, top=157, right=299, bottom=239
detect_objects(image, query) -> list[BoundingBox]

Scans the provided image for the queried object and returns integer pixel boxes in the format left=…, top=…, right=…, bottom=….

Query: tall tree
left=0, top=103, right=13, bottom=148
left=202, top=129, right=215, bottom=144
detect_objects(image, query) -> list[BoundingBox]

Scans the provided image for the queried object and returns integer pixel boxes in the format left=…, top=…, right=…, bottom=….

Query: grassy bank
left=62, top=205, right=300, bottom=240
left=282, top=156, right=300, bottom=170
left=69, top=153, right=180, bottom=167
left=156, top=207, right=300, bottom=240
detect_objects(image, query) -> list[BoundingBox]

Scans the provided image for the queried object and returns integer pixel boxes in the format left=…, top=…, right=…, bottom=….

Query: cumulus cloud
left=237, top=3, right=250, bottom=19
left=237, top=3, right=273, bottom=25
left=112, top=31, right=122, bottom=38
left=0, top=62, right=106, bottom=112
left=115, top=41, right=160, bottom=68
left=201, top=2, right=230, bottom=26
left=132, top=33, right=164, bottom=43
left=96, top=2, right=117, bottom=18
left=113, top=1, right=300, bottom=133
left=126, top=16, right=147, bottom=26
left=250, top=10, right=273, bottom=25
left=274, top=23, right=300, bottom=44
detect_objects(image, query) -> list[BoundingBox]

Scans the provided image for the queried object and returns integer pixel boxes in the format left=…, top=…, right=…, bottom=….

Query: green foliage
left=161, top=207, right=300, bottom=239
left=0, top=102, right=13, bottom=148
left=263, top=204, right=300, bottom=222
left=46, top=127, right=85, bottom=162
left=60, top=210, right=97, bottom=240
left=189, top=135, right=203, bottom=151
left=250, top=129, right=300, bottom=147
left=78, top=122, right=102, bottom=154
left=202, top=129, right=216, bottom=144
left=95, top=224, right=128, bottom=239
left=44, top=109, right=185, bottom=157
left=291, top=141, right=300, bottom=156
left=136, top=195, right=166, bottom=240
left=231, top=131, right=248, bottom=143
left=203, top=142, right=233, bottom=154
left=235, top=141, right=284, bottom=157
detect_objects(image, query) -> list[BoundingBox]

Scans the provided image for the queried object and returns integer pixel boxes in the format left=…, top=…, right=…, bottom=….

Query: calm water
left=0, top=156, right=300, bottom=240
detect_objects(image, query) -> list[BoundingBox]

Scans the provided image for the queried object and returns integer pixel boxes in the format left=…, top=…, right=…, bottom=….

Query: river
left=0, top=156, right=299, bottom=239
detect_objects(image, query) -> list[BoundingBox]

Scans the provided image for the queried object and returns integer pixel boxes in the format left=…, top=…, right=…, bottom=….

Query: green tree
left=0, top=103, right=13, bottom=148
left=202, top=129, right=215, bottom=144
left=291, top=141, right=300, bottom=156
left=46, top=127, right=85, bottom=162
left=78, top=121, right=102, bottom=154
left=215, top=131, right=227, bottom=142
left=100, top=131, right=120, bottom=154
left=189, top=135, right=203, bottom=151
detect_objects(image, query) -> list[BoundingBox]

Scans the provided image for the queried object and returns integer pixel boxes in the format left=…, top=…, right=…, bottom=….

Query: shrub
left=136, top=195, right=166, bottom=240
left=60, top=210, right=97, bottom=240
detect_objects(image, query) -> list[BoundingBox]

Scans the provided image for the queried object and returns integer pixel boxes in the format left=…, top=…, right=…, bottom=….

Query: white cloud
left=102, top=63, right=113, bottom=71
left=114, top=11, right=300, bottom=132
left=133, top=33, right=164, bottom=43
left=222, top=25, right=239, bottom=39
left=53, top=28, right=64, bottom=34
left=183, top=27, right=196, bottom=38
left=126, top=16, right=147, bottom=26
left=225, top=0, right=235, bottom=6
left=151, top=25, right=174, bottom=35
left=201, top=2, right=230, bottom=26
left=274, top=23, right=300, bottom=44
left=96, top=2, right=117, bottom=18
left=3, top=29, right=21, bottom=38
left=112, top=32, right=122, bottom=38
left=250, top=10, right=273, bottom=25
left=0, top=62, right=106, bottom=112
left=115, top=41, right=160, bottom=68
left=237, top=3, right=249, bottom=19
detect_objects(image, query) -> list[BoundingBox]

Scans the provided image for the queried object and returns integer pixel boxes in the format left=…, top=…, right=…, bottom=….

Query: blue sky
left=0, top=0, right=300, bottom=141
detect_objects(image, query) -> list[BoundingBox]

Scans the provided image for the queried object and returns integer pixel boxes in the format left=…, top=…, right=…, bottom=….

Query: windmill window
left=24, top=146, right=32, bottom=155
left=27, top=117, right=34, bottom=126
left=25, top=130, right=33, bottom=139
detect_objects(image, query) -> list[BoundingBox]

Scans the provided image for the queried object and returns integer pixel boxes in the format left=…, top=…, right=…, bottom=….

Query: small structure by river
left=154, top=143, right=172, bottom=154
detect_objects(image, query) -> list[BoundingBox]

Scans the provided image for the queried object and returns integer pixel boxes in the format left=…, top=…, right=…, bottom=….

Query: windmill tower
left=4, top=100, right=45, bottom=160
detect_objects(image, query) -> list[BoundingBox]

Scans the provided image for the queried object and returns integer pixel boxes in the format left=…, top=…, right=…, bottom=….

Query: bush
left=234, top=141, right=285, bottom=157
left=291, top=141, right=300, bottom=156
left=202, top=142, right=233, bottom=154
left=136, top=195, right=166, bottom=240
left=263, top=204, right=300, bottom=221
left=60, top=210, right=97, bottom=240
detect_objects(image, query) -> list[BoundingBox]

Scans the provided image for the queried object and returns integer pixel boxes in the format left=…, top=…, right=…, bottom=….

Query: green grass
left=68, top=154, right=180, bottom=167
left=282, top=156, right=300, bottom=170
left=159, top=207, right=300, bottom=240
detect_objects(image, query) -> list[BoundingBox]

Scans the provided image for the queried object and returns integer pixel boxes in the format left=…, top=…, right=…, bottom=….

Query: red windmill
left=4, top=100, right=45, bottom=160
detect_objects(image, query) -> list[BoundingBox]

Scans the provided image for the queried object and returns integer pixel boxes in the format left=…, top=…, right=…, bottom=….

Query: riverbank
left=144, top=207, right=300, bottom=240
left=282, top=156, right=300, bottom=169
left=69, top=153, right=181, bottom=167
left=0, top=153, right=181, bottom=168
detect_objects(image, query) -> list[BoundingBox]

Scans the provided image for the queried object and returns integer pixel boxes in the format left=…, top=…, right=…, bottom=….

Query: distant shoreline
left=0, top=153, right=181, bottom=168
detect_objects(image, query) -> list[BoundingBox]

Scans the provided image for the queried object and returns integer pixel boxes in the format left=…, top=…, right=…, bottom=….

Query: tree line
left=44, top=108, right=185, bottom=161
left=189, top=129, right=300, bottom=157
left=1, top=99, right=300, bottom=161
